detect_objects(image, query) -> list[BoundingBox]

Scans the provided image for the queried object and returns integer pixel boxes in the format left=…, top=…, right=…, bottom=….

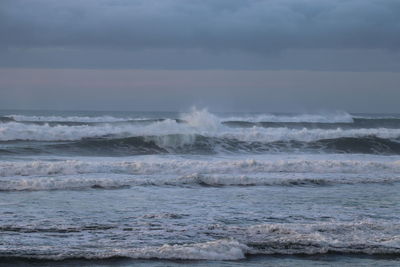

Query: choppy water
left=1, top=109, right=399, bottom=266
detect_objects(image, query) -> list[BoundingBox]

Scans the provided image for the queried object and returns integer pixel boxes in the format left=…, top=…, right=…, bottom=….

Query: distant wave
left=3, top=115, right=133, bottom=123
left=2, top=110, right=355, bottom=123
left=221, top=111, right=354, bottom=123
left=224, top=117, right=400, bottom=129
left=0, top=115, right=170, bottom=127
left=3, top=111, right=400, bottom=126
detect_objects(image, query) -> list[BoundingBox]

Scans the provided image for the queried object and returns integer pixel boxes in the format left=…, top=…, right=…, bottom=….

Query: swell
left=1, top=135, right=400, bottom=156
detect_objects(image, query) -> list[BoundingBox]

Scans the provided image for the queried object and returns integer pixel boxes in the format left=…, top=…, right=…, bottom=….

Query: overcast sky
left=1, top=0, right=399, bottom=112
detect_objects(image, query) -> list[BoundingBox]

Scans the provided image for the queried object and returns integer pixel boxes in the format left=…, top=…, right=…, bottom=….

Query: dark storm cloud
left=0, top=0, right=400, bottom=69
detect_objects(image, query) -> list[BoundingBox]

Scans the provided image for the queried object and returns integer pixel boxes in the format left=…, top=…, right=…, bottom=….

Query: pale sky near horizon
left=1, top=0, right=399, bottom=112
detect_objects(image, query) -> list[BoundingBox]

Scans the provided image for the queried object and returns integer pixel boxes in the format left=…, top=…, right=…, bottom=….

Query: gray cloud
left=0, top=0, right=400, bottom=70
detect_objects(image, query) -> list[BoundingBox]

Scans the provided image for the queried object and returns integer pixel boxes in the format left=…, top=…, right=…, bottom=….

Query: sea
left=0, top=108, right=399, bottom=266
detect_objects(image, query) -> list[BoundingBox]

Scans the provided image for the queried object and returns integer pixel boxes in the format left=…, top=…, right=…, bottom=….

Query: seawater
left=0, top=109, right=399, bottom=266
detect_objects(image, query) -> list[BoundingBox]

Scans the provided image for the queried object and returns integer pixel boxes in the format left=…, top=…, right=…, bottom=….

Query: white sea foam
left=1, top=158, right=400, bottom=177
left=0, top=176, right=130, bottom=191
left=0, top=239, right=247, bottom=261
left=3, top=221, right=399, bottom=259
left=181, top=108, right=220, bottom=130
left=218, top=127, right=400, bottom=143
left=2, top=173, right=400, bottom=191
left=232, top=220, right=400, bottom=255
left=1, top=157, right=400, bottom=190
left=119, top=239, right=247, bottom=260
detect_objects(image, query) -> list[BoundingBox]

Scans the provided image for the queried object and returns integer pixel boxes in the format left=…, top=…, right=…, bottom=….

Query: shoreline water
left=2, top=254, right=400, bottom=267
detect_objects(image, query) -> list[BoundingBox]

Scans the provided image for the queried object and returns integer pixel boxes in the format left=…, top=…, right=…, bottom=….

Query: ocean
left=0, top=109, right=399, bottom=266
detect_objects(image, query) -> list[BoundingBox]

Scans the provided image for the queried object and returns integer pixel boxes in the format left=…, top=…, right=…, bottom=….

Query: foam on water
left=1, top=157, right=400, bottom=177
left=1, top=155, right=400, bottom=190
left=120, top=239, right=247, bottom=261
left=2, top=173, right=400, bottom=191
left=181, top=108, right=220, bottom=130
left=238, top=220, right=400, bottom=255
left=1, top=220, right=399, bottom=260
left=0, top=239, right=247, bottom=261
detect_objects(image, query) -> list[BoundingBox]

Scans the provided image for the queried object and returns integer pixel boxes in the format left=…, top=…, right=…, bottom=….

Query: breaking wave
left=1, top=157, right=400, bottom=191
left=1, top=109, right=400, bottom=156
left=1, top=220, right=399, bottom=260
left=0, top=239, right=247, bottom=261
left=2, top=158, right=400, bottom=177
left=239, top=220, right=400, bottom=255
left=0, top=110, right=399, bottom=141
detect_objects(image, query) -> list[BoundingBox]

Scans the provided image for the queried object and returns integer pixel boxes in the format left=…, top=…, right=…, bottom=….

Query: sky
left=0, top=0, right=399, bottom=112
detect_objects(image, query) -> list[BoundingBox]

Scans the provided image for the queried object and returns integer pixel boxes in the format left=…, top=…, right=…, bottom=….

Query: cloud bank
left=1, top=0, right=399, bottom=70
